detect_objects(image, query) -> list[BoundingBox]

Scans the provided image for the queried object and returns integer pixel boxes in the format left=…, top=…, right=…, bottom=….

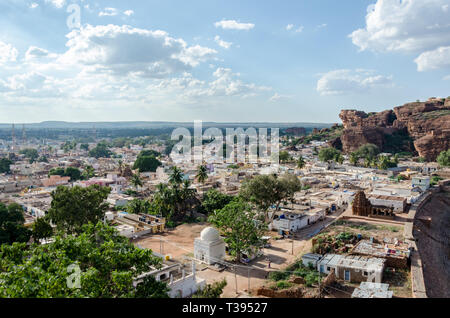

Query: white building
left=411, top=176, right=431, bottom=192
left=194, top=227, right=226, bottom=265
left=367, top=194, right=406, bottom=213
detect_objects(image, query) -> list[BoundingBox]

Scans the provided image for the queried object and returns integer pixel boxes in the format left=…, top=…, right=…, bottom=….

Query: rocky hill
left=337, top=97, right=450, bottom=161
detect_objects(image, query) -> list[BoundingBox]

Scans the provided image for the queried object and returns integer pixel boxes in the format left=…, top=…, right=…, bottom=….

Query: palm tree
left=131, top=172, right=143, bottom=190
left=297, top=156, right=306, bottom=169
left=169, top=166, right=184, bottom=186
left=350, top=152, right=359, bottom=166
left=118, top=160, right=124, bottom=175
left=196, top=165, right=208, bottom=184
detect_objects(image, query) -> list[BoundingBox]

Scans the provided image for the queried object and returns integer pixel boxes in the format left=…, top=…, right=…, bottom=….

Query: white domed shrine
left=194, top=227, right=225, bottom=265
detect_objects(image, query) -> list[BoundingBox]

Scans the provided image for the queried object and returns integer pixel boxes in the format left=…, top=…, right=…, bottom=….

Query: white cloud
left=317, top=23, right=327, bottom=29
left=286, top=24, right=304, bottom=33
left=286, top=24, right=294, bottom=31
left=415, top=46, right=450, bottom=71
left=25, top=46, right=50, bottom=61
left=45, top=0, right=65, bottom=8
left=317, top=69, right=393, bottom=96
left=58, top=24, right=216, bottom=78
left=0, top=41, right=18, bottom=64
left=214, top=36, right=232, bottom=49
left=443, top=74, right=450, bottom=80
left=350, top=0, right=450, bottom=72
left=270, top=93, right=292, bottom=102
left=214, top=20, right=255, bottom=30
left=99, top=7, right=119, bottom=17
left=29, top=2, right=39, bottom=9
left=124, top=10, right=134, bottom=17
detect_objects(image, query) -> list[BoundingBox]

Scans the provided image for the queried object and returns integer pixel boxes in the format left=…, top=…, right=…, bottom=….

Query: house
left=41, top=175, right=70, bottom=187
left=367, top=194, right=406, bottom=213
left=350, top=239, right=410, bottom=268
left=317, top=254, right=386, bottom=283
left=411, top=175, right=430, bottom=192
left=302, top=253, right=323, bottom=268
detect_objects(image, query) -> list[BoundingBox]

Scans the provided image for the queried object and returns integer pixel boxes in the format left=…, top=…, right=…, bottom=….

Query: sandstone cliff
left=337, top=97, right=450, bottom=161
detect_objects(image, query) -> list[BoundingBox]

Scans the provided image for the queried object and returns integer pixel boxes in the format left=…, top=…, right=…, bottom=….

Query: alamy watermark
left=170, top=121, right=280, bottom=165
left=66, top=2, right=81, bottom=30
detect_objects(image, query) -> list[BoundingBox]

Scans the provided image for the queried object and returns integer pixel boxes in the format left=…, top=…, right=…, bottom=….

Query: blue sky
left=0, top=0, right=449, bottom=123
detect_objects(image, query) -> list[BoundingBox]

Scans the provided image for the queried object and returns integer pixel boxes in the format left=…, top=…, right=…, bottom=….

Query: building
left=350, top=239, right=411, bottom=268
left=302, top=253, right=323, bottom=268
left=194, top=227, right=226, bottom=265
left=41, top=175, right=70, bottom=187
left=271, top=208, right=325, bottom=233
left=317, top=254, right=386, bottom=283
left=352, top=282, right=393, bottom=298
left=411, top=175, right=431, bottom=192
left=367, top=194, right=406, bottom=213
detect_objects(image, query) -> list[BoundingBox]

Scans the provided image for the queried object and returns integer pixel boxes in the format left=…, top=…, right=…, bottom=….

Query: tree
left=196, top=165, right=208, bottom=184
left=201, top=189, right=233, bottom=214
left=38, top=155, right=49, bottom=163
left=32, top=217, right=53, bottom=242
left=81, top=165, right=96, bottom=180
left=169, top=166, right=184, bottom=186
left=349, top=152, right=359, bottom=166
left=134, top=275, right=170, bottom=298
left=47, top=185, right=111, bottom=234
left=131, top=173, right=143, bottom=189
left=437, top=149, right=450, bottom=167
left=19, top=148, right=39, bottom=163
left=80, top=143, right=89, bottom=151
left=240, top=174, right=301, bottom=222
left=133, top=155, right=162, bottom=173
left=126, top=199, right=150, bottom=215
left=296, top=155, right=306, bottom=169
left=89, top=142, right=112, bottom=159
left=318, top=147, right=341, bottom=164
left=0, top=223, right=165, bottom=298
left=0, top=158, right=12, bottom=173
left=64, top=167, right=82, bottom=182
left=356, top=143, right=380, bottom=160
left=0, top=203, right=31, bottom=245
left=192, top=279, right=227, bottom=298
left=208, top=199, right=266, bottom=262
left=279, top=151, right=291, bottom=163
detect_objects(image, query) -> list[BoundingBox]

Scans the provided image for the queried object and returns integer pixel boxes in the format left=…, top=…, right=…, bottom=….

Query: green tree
left=64, top=167, right=82, bottom=182
left=0, top=203, right=31, bottom=245
left=131, top=173, right=143, bottom=189
left=38, top=155, right=49, bottom=163
left=0, top=158, right=12, bottom=173
left=349, top=152, right=359, bottom=166
left=192, top=279, right=227, bottom=298
left=32, top=217, right=53, bottom=242
left=80, top=143, right=89, bottom=151
left=169, top=166, right=184, bottom=186
left=89, top=142, right=112, bottom=159
left=20, top=148, right=39, bottom=163
left=318, top=147, right=341, bottom=164
left=208, top=199, right=266, bottom=262
left=437, top=149, right=450, bottom=167
left=279, top=151, right=291, bottom=163
left=201, top=189, right=233, bottom=214
left=196, top=165, right=208, bottom=184
left=134, top=275, right=170, bottom=298
left=81, top=165, right=96, bottom=180
left=240, top=174, right=301, bottom=222
left=133, top=155, right=162, bottom=173
left=0, top=223, right=165, bottom=298
left=49, top=167, right=65, bottom=177
left=297, top=155, right=306, bottom=169
left=126, top=199, right=150, bottom=215
left=356, top=143, right=380, bottom=160
left=47, top=185, right=111, bottom=234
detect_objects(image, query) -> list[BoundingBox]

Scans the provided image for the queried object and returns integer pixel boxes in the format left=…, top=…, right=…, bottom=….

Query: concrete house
left=317, top=254, right=386, bottom=283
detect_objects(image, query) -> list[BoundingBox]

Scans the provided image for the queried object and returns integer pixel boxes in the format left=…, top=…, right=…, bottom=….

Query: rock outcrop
left=338, top=97, right=450, bottom=161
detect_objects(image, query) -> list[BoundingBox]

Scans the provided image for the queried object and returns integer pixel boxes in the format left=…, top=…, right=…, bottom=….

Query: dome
left=200, top=227, right=220, bottom=241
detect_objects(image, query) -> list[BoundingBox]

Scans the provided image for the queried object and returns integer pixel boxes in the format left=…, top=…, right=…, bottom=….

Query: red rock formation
left=338, top=97, right=450, bottom=160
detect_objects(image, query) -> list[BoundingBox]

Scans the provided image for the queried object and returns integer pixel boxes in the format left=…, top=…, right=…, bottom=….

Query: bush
left=269, top=271, right=290, bottom=282
left=276, top=281, right=293, bottom=290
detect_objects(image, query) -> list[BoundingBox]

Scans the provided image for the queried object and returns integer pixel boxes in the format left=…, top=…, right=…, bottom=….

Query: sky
left=0, top=0, right=450, bottom=124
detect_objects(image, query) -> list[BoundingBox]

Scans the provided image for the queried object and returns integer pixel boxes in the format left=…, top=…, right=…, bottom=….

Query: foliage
left=201, top=189, right=233, bottom=214
left=296, top=155, right=306, bottom=169
left=130, top=172, right=143, bottom=189
left=127, top=199, right=151, bottom=215
left=81, top=165, right=96, bottom=180
left=279, top=151, right=291, bottom=163
left=196, top=165, right=208, bottom=184
left=192, top=279, right=227, bottom=298
left=318, top=147, right=341, bottom=163
left=49, top=167, right=82, bottom=181
left=0, top=223, right=165, bottom=298
left=134, top=275, right=170, bottom=298
left=89, top=142, right=113, bottom=159
left=430, top=175, right=443, bottom=186
left=240, top=174, right=301, bottom=222
left=208, top=198, right=266, bottom=262
left=19, top=148, right=39, bottom=162
left=47, top=185, right=111, bottom=234
left=0, top=158, right=12, bottom=173
left=0, top=203, right=31, bottom=245
left=133, top=153, right=162, bottom=173
left=437, top=149, right=450, bottom=167
left=355, top=143, right=380, bottom=160
left=80, top=143, right=89, bottom=151
left=32, top=217, right=53, bottom=242
left=269, top=270, right=291, bottom=282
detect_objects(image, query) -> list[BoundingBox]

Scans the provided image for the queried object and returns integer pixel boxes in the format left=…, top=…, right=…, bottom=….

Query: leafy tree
left=38, top=155, right=49, bottom=163
left=0, top=203, right=31, bottom=245
left=131, top=173, right=143, bottom=189
left=80, top=143, right=89, bottom=151
left=279, top=151, right=291, bottom=163
left=133, top=155, right=162, bottom=173
left=240, top=174, right=301, bottom=222
left=318, top=147, right=341, bottom=164
left=169, top=166, right=184, bottom=186
left=126, top=199, right=150, bottom=215
left=349, top=152, right=359, bottom=166
left=47, top=185, right=111, bottom=234
left=356, top=143, right=380, bottom=160
left=49, top=167, right=65, bottom=177
left=32, top=217, right=53, bottom=242
left=134, top=275, right=170, bottom=298
left=138, top=150, right=161, bottom=158
left=89, top=142, right=112, bottom=159
left=0, top=158, right=12, bottom=173
left=81, top=165, right=96, bottom=180
left=437, top=149, right=450, bottom=167
left=20, top=148, right=39, bottom=163
left=64, top=167, right=82, bottom=182
left=296, top=155, right=306, bottom=169
left=208, top=198, right=266, bottom=262
left=201, top=189, right=233, bottom=214
left=196, top=165, right=208, bottom=184
left=192, top=279, right=227, bottom=298
left=0, top=223, right=165, bottom=298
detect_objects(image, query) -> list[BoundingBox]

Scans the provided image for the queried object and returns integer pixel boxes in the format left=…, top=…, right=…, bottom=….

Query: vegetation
left=48, top=167, right=82, bottom=181
left=89, top=142, right=113, bottom=159
left=0, top=203, right=31, bottom=245
left=296, top=155, right=306, bottom=169
left=318, top=147, right=342, bottom=164
left=0, top=157, right=12, bottom=173
left=196, top=165, right=208, bottom=184
left=201, top=189, right=233, bottom=215
left=0, top=223, right=166, bottom=298
left=31, top=217, right=54, bottom=242
left=208, top=198, right=266, bottom=262
left=133, top=151, right=162, bottom=173
left=240, top=174, right=301, bottom=222
left=279, top=151, right=292, bottom=163
left=126, top=199, right=151, bottom=215
left=192, top=279, right=227, bottom=298
left=19, top=148, right=39, bottom=163
left=47, top=185, right=111, bottom=234
left=437, top=149, right=450, bottom=167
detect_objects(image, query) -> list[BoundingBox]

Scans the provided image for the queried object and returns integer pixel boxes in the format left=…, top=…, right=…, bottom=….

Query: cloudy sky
left=1, top=0, right=450, bottom=123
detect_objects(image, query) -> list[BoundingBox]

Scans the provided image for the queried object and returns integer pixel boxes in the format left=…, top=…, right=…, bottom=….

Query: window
left=363, top=271, right=368, bottom=277
left=327, top=267, right=331, bottom=272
